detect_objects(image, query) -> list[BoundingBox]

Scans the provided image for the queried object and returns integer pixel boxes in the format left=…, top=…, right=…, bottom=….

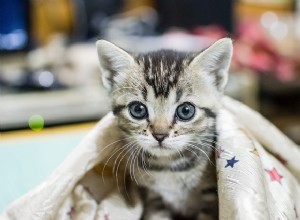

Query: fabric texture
left=1, top=96, right=299, bottom=220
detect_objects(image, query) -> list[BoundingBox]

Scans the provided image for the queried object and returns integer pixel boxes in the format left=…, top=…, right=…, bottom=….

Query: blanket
left=1, top=96, right=300, bottom=220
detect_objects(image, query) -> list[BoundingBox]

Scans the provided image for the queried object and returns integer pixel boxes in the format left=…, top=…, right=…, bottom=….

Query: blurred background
left=1, top=0, right=300, bottom=211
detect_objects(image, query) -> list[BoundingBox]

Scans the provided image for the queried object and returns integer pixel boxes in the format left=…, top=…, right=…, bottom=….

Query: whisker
left=112, top=141, right=136, bottom=175
left=186, top=143, right=216, bottom=167
left=101, top=144, right=126, bottom=183
left=115, top=141, right=138, bottom=195
left=122, top=147, right=137, bottom=200
left=187, top=140, right=218, bottom=153
left=132, top=147, right=143, bottom=185
left=141, top=148, right=153, bottom=177
left=128, top=146, right=141, bottom=184
left=113, top=142, right=137, bottom=194
left=95, top=136, right=136, bottom=154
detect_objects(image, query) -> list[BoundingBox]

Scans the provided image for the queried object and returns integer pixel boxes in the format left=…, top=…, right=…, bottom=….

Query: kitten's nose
left=152, top=133, right=168, bottom=142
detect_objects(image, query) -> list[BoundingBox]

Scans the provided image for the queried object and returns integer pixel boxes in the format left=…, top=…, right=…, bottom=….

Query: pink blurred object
left=249, top=49, right=274, bottom=72
left=171, top=23, right=297, bottom=81
left=192, top=25, right=228, bottom=41
left=232, top=21, right=296, bottom=81
left=276, top=58, right=295, bottom=81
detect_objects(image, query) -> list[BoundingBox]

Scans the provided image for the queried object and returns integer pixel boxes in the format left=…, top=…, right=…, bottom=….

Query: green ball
left=28, top=115, right=44, bottom=131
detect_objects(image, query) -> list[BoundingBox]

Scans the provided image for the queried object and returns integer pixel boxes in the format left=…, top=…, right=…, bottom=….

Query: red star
left=266, top=168, right=283, bottom=184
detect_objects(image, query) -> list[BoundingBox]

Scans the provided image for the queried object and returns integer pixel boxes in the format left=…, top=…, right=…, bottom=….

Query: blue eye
left=129, top=102, right=148, bottom=119
left=176, top=102, right=195, bottom=121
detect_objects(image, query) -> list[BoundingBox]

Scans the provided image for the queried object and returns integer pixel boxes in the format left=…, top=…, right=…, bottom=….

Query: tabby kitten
left=96, top=38, right=233, bottom=220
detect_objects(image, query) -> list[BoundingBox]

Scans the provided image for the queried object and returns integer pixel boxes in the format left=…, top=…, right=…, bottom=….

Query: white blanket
left=1, top=96, right=300, bottom=220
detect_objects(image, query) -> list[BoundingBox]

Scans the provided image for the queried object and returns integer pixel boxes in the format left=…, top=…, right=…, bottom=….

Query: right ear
left=96, top=40, right=135, bottom=91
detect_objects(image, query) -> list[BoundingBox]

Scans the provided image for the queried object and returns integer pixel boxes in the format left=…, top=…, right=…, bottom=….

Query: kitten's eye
left=176, top=102, right=195, bottom=121
left=129, top=102, right=148, bottom=119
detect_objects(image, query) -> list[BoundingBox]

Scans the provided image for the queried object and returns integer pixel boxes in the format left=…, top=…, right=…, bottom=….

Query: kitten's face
left=97, top=39, right=232, bottom=157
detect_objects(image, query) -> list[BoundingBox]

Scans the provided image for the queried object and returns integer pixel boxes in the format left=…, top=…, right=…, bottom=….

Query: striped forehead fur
left=135, top=50, right=194, bottom=98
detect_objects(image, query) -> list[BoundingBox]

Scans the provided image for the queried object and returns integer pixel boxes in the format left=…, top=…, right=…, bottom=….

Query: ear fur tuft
left=189, top=38, right=233, bottom=91
left=96, top=40, right=135, bottom=91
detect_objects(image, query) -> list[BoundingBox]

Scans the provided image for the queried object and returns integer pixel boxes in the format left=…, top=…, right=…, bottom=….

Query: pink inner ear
left=97, top=40, right=135, bottom=91
left=188, top=39, right=232, bottom=91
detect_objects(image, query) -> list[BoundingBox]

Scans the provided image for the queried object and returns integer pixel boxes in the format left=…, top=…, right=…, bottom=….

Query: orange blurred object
left=31, top=0, right=74, bottom=45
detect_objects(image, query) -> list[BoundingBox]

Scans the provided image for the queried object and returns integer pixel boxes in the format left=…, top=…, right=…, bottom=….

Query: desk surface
left=0, top=123, right=95, bottom=212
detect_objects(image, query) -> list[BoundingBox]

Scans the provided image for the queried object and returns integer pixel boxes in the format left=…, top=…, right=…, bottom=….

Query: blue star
left=225, top=156, right=239, bottom=168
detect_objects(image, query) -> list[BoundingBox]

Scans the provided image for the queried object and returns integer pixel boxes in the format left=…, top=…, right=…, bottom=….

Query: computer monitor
left=0, top=0, right=30, bottom=53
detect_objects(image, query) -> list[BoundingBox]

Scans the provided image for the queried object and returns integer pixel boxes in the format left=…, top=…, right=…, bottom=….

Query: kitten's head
left=97, top=38, right=232, bottom=157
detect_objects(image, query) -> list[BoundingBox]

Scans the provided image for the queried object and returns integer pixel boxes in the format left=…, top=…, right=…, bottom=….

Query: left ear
left=96, top=40, right=135, bottom=92
left=189, top=38, right=233, bottom=92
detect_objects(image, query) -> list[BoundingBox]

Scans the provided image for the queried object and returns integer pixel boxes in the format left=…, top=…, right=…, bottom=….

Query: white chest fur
left=135, top=161, right=213, bottom=215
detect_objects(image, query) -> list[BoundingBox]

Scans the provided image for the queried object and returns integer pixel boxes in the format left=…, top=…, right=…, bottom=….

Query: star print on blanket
left=216, top=102, right=300, bottom=219
left=225, top=156, right=239, bottom=168
left=265, top=168, right=283, bottom=184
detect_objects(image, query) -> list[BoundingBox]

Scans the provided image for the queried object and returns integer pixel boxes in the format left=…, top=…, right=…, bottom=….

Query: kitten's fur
left=97, top=38, right=233, bottom=220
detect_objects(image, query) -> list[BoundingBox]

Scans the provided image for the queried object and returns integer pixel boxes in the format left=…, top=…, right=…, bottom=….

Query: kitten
left=96, top=38, right=233, bottom=220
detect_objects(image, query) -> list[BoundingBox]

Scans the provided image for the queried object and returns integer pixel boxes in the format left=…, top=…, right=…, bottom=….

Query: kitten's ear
left=96, top=40, right=135, bottom=91
left=189, top=38, right=233, bottom=91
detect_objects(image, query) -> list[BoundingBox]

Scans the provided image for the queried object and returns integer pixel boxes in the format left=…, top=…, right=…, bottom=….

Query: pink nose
left=152, top=133, right=168, bottom=142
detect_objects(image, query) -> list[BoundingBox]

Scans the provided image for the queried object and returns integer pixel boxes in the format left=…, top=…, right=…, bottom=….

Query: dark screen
left=155, top=0, right=233, bottom=33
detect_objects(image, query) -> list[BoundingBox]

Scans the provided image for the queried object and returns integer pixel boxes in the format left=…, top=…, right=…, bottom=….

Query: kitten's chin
left=150, top=147, right=175, bottom=157
left=139, top=143, right=179, bottom=157
left=135, top=136, right=184, bottom=157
